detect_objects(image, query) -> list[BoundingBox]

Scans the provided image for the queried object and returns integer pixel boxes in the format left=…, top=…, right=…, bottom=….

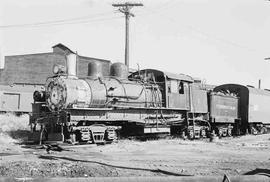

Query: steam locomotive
left=29, top=53, right=269, bottom=144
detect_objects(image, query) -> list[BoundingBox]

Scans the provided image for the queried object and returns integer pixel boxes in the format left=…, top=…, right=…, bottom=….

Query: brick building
left=0, top=43, right=111, bottom=85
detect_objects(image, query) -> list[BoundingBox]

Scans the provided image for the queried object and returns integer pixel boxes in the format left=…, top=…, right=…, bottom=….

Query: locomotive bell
left=52, top=64, right=66, bottom=75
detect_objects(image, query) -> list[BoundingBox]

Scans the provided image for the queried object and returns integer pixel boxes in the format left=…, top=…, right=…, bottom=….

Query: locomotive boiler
left=45, top=60, right=162, bottom=111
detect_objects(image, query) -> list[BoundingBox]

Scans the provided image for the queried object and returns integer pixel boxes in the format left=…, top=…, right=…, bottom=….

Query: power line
left=139, top=6, right=257, bottom=52
left=0, top=11, right=118, bottom=29
left=126, top=1, right=259, bottom=52
left=136, top=0, right=176, bottom=16
left=112, top=2, right=143, bottom=69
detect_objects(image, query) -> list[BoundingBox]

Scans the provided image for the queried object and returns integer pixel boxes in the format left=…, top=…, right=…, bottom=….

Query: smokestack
left=66, top=53, right=77, bottom=77
left=258, top=79, right=261, bottom=89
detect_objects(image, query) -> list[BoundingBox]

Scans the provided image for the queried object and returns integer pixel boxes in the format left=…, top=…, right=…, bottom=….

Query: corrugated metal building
left=0, top=43, right=111, bottom=85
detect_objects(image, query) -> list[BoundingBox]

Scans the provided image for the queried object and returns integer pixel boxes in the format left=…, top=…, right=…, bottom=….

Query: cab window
left=179, top=81, right=184, bottom=94
left=171, top=80, right=178, bottom=93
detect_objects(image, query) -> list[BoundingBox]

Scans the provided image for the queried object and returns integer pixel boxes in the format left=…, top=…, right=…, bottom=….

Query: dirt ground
left=0, top=133, right=270, bottom=178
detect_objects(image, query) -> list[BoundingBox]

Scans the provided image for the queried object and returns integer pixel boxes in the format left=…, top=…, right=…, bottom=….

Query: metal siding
left=0, top=84, right=43, bottom=112
left=190, top=87, right=208, bottom=113
left=214, top=84, right=249, bottom=130
left=167, top=81, right=190, bottom=110
left=248, top=91, right=270, bottom=124
left=210, top=94, right=238, bottom=123
left=19, top=92, right=34, bottom=112
left=168, top=93, right=189, bottom=109
left=1, top=93, right=20, bottom=111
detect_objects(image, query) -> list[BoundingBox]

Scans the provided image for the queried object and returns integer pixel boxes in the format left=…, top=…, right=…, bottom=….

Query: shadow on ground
left=244, top=168, right=270, bottom=177
left=38, top=155, right=192, bottom=176
left=7, top=130, right=30, bottom=143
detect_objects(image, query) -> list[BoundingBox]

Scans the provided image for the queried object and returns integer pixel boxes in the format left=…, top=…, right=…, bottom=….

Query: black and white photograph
left=0, top=0, right=269, bottom=181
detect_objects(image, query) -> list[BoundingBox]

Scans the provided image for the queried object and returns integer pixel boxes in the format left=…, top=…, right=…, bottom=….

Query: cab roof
left=130, top=69, right=194, bottom=82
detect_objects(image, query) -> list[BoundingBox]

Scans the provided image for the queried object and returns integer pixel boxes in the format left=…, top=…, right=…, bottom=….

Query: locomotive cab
left=129, top=69, right=193, bottom=109
left=129, top=70, right=210, bottom=139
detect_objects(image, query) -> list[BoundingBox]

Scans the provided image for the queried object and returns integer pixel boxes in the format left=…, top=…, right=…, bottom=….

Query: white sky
left=1, top=0, right=270, bottom=88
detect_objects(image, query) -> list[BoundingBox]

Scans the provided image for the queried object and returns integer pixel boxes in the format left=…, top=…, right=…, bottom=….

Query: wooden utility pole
left=112, top=2, right=143, bottom=70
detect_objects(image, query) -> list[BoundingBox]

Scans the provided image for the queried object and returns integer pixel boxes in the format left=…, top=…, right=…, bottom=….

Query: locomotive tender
left=208, top=92, right=239, bottom=137
left=29, top=53, right=243, bottom=144
left=214, top=84, right=270, bottom=134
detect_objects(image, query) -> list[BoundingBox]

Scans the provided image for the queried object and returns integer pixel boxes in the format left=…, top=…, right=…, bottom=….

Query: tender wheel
left=251, top=127, right=258, bottom=135
left=105, top=128, right=117, bottom=142
left=201, top=129, right=206, bottom=138
left=218, top=129, right=223, bottom=137
left=227, top=129, right=232, bottom=137
left=262, top=127, right=268, bottom=134
left=181, top=131, right=187, bottom=140
left=188, top=130, right=194, bottom=139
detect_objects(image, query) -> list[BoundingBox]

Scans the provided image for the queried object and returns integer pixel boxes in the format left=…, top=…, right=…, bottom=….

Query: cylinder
left=88, top=61, right=103, bottom=78
left=110, top=62, right=128, bottom=79
left=66, top=53, right=77, bottom=76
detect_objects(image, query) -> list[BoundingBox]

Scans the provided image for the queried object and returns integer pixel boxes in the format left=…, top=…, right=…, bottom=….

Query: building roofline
left=5, top=52, right=54, bottom=58
left=5, top=52, right=111, bottom=63
left=52, top=43, right=75, bottom=54
left=78, top=55, right=111, bottom=63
